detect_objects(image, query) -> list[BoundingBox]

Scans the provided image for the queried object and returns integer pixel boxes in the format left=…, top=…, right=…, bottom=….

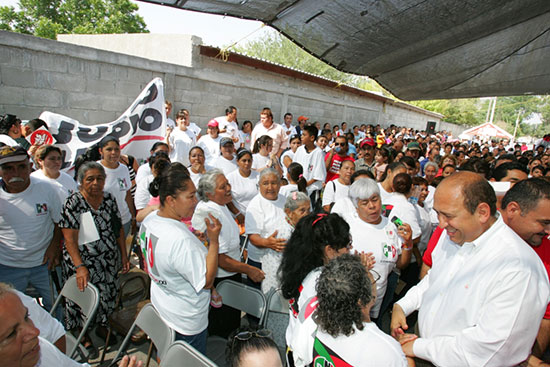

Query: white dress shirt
left=396, top=216, right=550, bottom=366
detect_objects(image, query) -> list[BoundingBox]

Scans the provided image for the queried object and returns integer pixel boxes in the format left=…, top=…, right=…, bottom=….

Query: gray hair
left=284, top=191, right=310, bottom=211
left=259, top=167, right=280, bottom=183
left=0, top=282, right=14, bottom=300
left=77, top=161, right=106, bottom=185
left=349, top=178, right=380, bottom=208
left=197, top=169, right=224, bottom=201
left=425, top=161, right=439, bottom=171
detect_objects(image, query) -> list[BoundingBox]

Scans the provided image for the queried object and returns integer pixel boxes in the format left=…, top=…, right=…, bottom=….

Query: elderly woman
left=139, top=163, right=221, bottom=354
left=192, top=169, right=264, bottom=338
left=311, top=254, right=409, bottom=366
left=31, top=144, right=77, bottom=203
left=59, top=162, right=130, bottom=352
left=348, top=178, right=412, bottom=322
left=244, top=168, right=287, bottom=289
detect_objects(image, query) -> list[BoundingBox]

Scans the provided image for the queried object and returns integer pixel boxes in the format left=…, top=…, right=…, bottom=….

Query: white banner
left=40, top=78, right=166, bottom=172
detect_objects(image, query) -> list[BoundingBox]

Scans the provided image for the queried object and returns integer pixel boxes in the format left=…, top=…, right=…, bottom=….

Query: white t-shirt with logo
left=100, top=162, right=132, bottom=224
left=0, top=177, right=61, bottom=267
left=293, top=145, right=326, bottom=194
left=312, top=323, right=408, bottom=367
left=191, top=200, right=240, bottom=278
left=139, top=212, right=210, bottom=335
left=244, top=193, right=286, bottom=262
left=349, top=215, right=402, bottom=318
left=31, top=170, right=77, bottom=207
left=226, top=170, right=259, bottom=214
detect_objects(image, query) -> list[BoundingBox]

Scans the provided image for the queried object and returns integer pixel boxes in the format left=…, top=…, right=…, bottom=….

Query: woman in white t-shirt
left=377, top=162, right=406, bottom=205
left=226, top=149, right=259, bottom=219
left=139, top=163, right=221, bottom=354
left=348, top=178, right=412, bottom=320
left=31, top=145, right=77, bottom=205
left=309, top=254, right=409, bottom=367
left=192, top=169, right=264, bottom=338
left=98, top=136, right=136, bottom=238
left=188, top=146, right=207, bottom=188
left=252, top=135, right=282, bottom=176
left=280, top=134, right=301, bottom=176
left=278, top=213, right=360, bottom=366
left=322, top=159, right=355, bottom=212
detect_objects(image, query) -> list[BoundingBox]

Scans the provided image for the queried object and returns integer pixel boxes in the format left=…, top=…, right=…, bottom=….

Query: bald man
left=390, top=172, right=549, bottom=366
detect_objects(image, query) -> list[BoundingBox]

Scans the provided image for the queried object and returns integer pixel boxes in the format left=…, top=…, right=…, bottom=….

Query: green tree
left=232, top=32, right=390, bottom=96
left=0, top=0, right=148, bottom=39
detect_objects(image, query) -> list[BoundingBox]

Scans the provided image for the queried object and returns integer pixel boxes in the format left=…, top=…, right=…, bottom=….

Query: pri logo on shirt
left=312, top=338, right=353, bottom=367
left=35, top=203, right=48, bottom=216
left=382, top=242, right=397, bottom=259
left=117, top=178, right=127, bottom=191
left=139, top=231, right=166, bottom=286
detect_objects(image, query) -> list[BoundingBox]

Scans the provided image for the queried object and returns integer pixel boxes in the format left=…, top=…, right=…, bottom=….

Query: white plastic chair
left=110, top=302, right=175, bottom=367
left=161, top=341, right=217, bottom=367
left=49, top=275, right=99, bottom=360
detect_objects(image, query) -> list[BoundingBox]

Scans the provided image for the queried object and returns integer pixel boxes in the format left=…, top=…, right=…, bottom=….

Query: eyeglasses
left=334, top=142, right=347, bottom=147
left=231, top=329, right=273, bottom=355
left=369, top=269, right=381, bottom=285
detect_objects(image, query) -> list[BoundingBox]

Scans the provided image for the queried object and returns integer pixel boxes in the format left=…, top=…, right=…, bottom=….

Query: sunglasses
left=334, top=142, right=348, bottom=147
left=231, top=329, right=273, bottom=355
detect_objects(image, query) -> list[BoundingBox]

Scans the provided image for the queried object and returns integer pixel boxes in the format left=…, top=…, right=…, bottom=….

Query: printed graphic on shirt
left=308, top=163, right=314, bottom=173
left=382, top=242, right=397, bottom=261
left=117, top=178, right=128, bottom=191
left=139, top=230, right=166, bottom=286
left=312, top=338, right=353, bottom=367
left=35, top=203, right=48, bottom=216
left=382, top=204, right=393, bottom=218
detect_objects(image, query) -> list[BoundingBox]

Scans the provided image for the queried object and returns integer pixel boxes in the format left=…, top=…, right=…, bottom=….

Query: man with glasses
left=325, top=136, right=354, bottom=182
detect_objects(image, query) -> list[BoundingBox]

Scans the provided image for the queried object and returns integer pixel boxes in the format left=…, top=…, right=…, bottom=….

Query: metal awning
left=138, top=0, right=550, bottom=100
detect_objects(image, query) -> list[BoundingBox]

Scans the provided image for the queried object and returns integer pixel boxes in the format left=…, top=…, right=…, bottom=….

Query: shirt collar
left=466, top=212, right=503, bottom=248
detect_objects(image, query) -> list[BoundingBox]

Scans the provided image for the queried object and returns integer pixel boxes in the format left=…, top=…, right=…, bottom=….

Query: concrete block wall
left=0, top=31, right=463, bottom=138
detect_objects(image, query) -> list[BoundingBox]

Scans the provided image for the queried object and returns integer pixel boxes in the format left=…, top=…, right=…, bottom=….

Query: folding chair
left=206, top=280, right=267, bottom=364
left=216, top=279, right=267, bottom=323
left=110, top=302, right=175, bottom=367
left=49, top=275, right=100, bottom=360
left=262, top=288, right=290, bottom=352
left=161, top=341, right=217, bottom=367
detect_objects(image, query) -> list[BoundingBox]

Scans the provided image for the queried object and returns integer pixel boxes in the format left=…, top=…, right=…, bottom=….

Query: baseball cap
left=407, top=142, right=420, bottom=151
left=360, top=138, right=376, bottom=148
left=297, top=116, right=309, bottom=122
left=0, top=145, right=29, bottom=166
left=220, top=137, right=234, bottom=146
left=207, top=119, right=219, bottom=128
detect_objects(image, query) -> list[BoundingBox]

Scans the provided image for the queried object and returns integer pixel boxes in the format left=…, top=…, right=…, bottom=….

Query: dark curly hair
left=314, top=254, right=373, bottom=337
left=278, top=213, right=350, bottom=300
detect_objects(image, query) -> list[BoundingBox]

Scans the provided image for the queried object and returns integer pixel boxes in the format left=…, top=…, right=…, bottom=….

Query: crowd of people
left=1, top=103, right=550, bottom=367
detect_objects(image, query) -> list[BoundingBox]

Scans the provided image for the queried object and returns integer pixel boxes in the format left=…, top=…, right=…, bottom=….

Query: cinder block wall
left=0, top=31, right=465, bottom=136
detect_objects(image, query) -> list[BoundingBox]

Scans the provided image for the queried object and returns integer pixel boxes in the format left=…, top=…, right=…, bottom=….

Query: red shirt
left=324, top=152, right=354, bottom=182
left=533, top=236, right=550, bottom=319
left=422, top=226, right=444, bottom=267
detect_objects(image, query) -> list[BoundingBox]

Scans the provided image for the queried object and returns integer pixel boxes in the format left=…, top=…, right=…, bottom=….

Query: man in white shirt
left=0, top=146, right=62, bottom=312
left=282, top=113, right=297, bottom=137
left=391, top=171, right=550, bottom=366
left=293, top=124, right=326, bottom=206
left=250, top=108, right=288, bottom=158
left=164, top=100, right=176, bottom=129
left=166, top=109, right=196, bottom=166
left=0, top=283, right=89, bottom=367
left=216, top=106, right=240, bottom=146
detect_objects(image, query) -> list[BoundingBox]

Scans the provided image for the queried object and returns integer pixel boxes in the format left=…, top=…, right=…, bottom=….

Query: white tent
left=459, top=122, right=513, bottom=140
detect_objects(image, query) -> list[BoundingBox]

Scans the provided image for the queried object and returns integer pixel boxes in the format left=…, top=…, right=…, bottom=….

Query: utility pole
left=512, top=108, right=523, bottom=143
left=489, top=97, right=497, bottom=124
